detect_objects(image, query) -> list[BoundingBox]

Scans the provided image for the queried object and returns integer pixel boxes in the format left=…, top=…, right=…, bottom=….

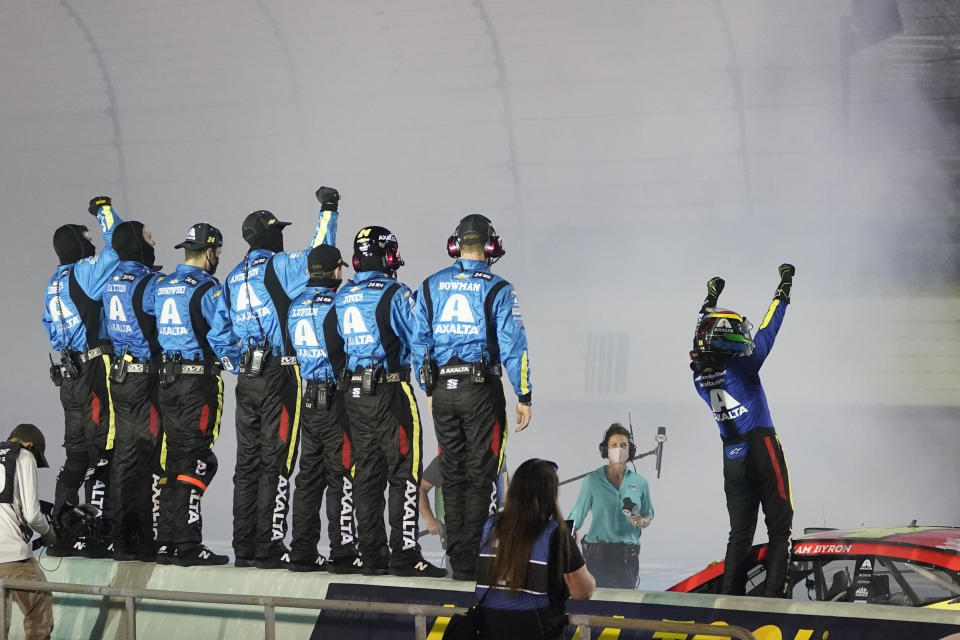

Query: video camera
left=59, top=502, right=106, bottom=541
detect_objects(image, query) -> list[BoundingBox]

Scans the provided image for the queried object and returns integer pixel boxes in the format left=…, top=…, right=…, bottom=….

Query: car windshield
left=793, top=557, right=960, bottom=606
left=877, top=559, right=960, bottom=606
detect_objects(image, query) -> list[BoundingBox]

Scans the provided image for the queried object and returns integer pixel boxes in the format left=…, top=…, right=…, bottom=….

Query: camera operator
left=567, top=424, right=653, bottom=589
left=0, top=424, right=57, bottom=640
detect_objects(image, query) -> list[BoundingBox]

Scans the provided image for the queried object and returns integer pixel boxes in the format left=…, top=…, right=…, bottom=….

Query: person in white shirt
left=0, top=423, right=57, bottom=640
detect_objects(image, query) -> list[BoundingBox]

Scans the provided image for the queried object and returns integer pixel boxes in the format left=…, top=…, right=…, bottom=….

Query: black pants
left=109, top=370, right=163, bottom=553
left=290, top=387, right=357, bottom=562
left=54, top=354, right=114, bottom=524
left=722, top=427, right=793, bottom=597
left=233, top=361, right=301, bottom=560
left=157, top=373, right=222, bottom=548
left=343, top=380, right=422, bottom=564
left=432, top=374, right=507, bottom=572
left=582, top=541, right=640, bottom=589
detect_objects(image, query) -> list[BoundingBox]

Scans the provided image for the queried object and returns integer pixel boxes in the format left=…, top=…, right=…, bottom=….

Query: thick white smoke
left=0, top=1, right=955, bottom=581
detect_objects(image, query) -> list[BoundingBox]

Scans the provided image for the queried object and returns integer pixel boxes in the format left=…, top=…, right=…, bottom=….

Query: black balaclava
left=248, top=226, right=284, bottom=253
left=53, top=224, right=95, bottom=265
left=113, top=221, right=157, bottom=268
left=206, top=249, right=220, bottom=276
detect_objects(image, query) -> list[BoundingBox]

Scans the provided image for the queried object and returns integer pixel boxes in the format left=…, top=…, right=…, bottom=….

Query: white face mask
left=608, top=447, right=628, bottom=464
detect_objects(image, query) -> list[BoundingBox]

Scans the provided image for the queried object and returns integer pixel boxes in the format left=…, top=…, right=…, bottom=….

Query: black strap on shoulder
left=483, top=280, right=510, bottom=364
left=0, top=442, right=22, bottom=504
left=323, top=304, right=347, bottom=379
left=420, top=278, right=434, bottom=327
left=68, top=266, right=104, bottom=348
left=223, top=275, right=233, bottom=310
left=374, top=282, right=402, bottom=373
left=189, top=280, right=216, bottom=359
left=133, top=273, right=162, bottom=358
left=264, top=259, right=294, bottom=355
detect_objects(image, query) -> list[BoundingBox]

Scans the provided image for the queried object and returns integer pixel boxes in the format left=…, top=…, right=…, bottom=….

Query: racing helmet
left=691, top=309, right=755, bottom=358
left=352, top=226, right=404, bottom=272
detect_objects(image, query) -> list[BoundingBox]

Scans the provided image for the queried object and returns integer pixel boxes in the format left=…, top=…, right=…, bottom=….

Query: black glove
left=775, top=263, right=795, bottom=303
left=41, top=528, right=57, bottom=548
left=89, top=196, right=111, bottom=216
left=700, top=276, right=725, bottom=313
left=315, top=186, right=340, bottom=211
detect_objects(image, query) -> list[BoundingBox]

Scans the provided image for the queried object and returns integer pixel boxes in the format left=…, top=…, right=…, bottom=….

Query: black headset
left=599, top=424, right=637, bottom=459
left=446, top=215, right=505, bottom=261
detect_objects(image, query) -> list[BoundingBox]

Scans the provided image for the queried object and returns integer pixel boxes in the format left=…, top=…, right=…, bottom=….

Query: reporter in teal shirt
left=567, top=424, right=654, bottom=589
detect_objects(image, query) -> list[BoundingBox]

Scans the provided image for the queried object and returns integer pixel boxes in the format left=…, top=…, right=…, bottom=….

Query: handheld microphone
left=655, top=426, right=666, bottom=479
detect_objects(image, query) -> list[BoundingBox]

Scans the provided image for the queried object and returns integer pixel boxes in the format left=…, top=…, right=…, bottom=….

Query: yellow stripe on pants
left=285, top=365, right=303, bottom=473
left=400, top=382, right=421, bottom=481
left=211, top=375, right=224, bottom=446
left=102, top=354, right=116, bottom=450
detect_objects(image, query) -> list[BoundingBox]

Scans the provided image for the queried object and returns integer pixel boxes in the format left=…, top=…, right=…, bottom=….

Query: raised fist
left=775, top=264, right=795, bottom=303
left=315, top=186, right=340, bottom=211
left=700, top=276, right=725, bottom=314
left=706, top=276, right=725, bottom=300
left=88, top=196, right=111, bottom=216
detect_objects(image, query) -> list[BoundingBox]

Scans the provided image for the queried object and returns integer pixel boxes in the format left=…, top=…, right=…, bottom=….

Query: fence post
left=579, top=622, right=591, bottom=639
left=0, top=581, right=6, bottom=635
left=414, top=613, right=427, bottom=640
left=264, top=601, right=276, bottom=640
left=125, top=595, right=137, bottom=640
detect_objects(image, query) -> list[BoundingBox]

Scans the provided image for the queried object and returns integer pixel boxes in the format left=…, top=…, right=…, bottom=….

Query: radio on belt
left=110, top=348, right=129, bottom=383
left=49, top=354, right=64, bottom=387
left=59, top=352, right=79, bottom=382
left=361, top=365, right=379, bottom=396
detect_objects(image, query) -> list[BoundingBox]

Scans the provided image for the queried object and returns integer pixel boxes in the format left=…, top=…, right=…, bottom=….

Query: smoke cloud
left=0, top=1, right=955, bottom=580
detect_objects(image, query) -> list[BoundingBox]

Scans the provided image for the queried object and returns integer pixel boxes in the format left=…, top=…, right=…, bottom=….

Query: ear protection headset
left=599, top=424, right=637, bottom=459
left=351, top=249, right=403, bottom=271
left=446, top=215, right=505, bottom=260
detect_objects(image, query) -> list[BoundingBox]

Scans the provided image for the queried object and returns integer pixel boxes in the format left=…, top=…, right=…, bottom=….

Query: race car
left=668, top=525, right=960, bottom=610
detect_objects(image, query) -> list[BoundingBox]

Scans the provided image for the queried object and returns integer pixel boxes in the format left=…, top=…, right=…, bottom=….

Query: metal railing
left=568, top=614, right=757, bottom=639
left=0, top=578, right=758, bottom=640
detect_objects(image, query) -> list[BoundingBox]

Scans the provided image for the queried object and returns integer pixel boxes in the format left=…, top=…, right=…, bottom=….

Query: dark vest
left=476, top=516, right=558, bottom=610
left=0, top=442, right=23, bottom=504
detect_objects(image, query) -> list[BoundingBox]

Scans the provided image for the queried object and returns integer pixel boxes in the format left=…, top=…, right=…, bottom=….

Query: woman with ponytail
left=474, top=458, right=594, bottom=640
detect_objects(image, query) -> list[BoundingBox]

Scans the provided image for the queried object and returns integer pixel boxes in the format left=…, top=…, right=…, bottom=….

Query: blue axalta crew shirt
left=335, top=271, right=416, bottom=372
left=693, top=298, right=788, bottom=441
left=288, top=285, right=346, bottom=382
left=41, top=205, right=122, bottom=352
left=567, top=467, right=654, bottom=545
left=102, top=261, right=164, bottom=360
left=222, top=210, right=338, bottom=355
left=412, top=259, right=532, bottom=401
left=154, top=265, right=239, bottom=371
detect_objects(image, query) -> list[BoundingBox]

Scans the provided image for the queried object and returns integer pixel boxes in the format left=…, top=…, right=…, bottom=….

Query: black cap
left=242, top=210, right=291, bottom=244
left=308, top=245, right=348, bottom=272
left=456, top=214, right=493, bottom=244
left=175, top=223, right=223, bottom=250
left=9, top=424, right=48, bottom=468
